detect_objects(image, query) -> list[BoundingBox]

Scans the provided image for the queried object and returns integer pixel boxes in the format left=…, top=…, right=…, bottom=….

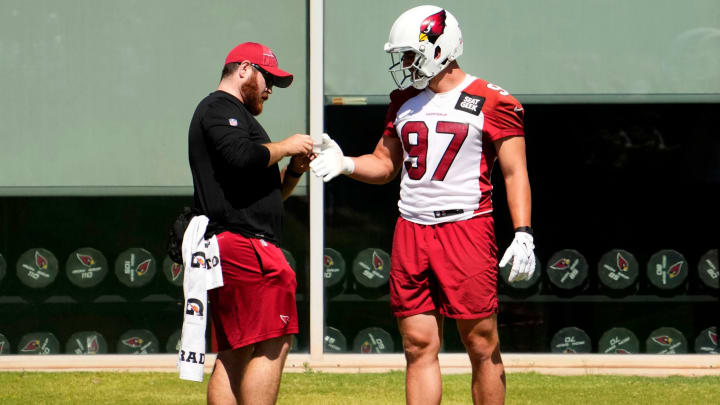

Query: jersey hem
left=399, top=209, right=493, bottom=225
left=225, top=327, right=300, bottom=350
left=392, top=305, right=438, bottom=319
left=440, top=306, right=498, bottom=320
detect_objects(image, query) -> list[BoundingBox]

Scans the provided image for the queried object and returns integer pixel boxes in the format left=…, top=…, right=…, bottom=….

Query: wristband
left=514, top=226, right=533, bottom=235
left=286, top=167, right=303, bottom=178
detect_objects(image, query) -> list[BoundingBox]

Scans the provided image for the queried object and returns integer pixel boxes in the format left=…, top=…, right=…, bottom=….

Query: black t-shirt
left=188, top=90, right=283, bottom=244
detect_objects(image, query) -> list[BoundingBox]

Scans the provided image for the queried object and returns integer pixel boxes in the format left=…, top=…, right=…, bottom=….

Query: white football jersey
left=383, top=74, right=525, bottom=224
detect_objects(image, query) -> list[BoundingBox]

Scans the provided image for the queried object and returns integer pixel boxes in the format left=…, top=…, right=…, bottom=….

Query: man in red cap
left=187, top=42, right=313, bottom=405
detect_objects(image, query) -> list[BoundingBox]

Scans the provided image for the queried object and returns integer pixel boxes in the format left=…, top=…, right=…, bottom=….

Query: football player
left=311, top=5, right=534, bottom=404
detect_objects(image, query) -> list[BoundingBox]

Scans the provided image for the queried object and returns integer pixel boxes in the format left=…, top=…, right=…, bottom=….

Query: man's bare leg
left=456, top=314, right=505, bottom=405
left=398, top=311, right=443, bottom=405
left=207, top=334, right=292, bottom=405
left=240, top=334, right=292, bottom=405
left=208, top=345, right=253, bottom=405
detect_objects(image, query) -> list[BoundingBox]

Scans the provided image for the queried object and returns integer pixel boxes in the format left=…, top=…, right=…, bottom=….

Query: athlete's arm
left=494, top=135, right=531, bottom=228
left=310, top=134, right=403, bottom=184
left=347, top=136, right=404, bottom=185
left=344, top=87, right=411, bottom=184
left=263, top=134, right=314, bottom=167
left=496, top=135, right=534, bottom=282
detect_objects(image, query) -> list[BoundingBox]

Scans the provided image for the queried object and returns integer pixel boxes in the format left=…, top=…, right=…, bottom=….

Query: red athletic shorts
left=389, top=215, right=499, bottom=319
left=209, top=231, right=299, bottom=351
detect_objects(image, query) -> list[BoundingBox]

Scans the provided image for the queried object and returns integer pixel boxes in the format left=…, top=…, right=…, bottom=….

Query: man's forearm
left=504, top=172, right=532, bottom=228
left=263, top=142, right=289, bottom=167
left=347, top=154, right=400, bottom=185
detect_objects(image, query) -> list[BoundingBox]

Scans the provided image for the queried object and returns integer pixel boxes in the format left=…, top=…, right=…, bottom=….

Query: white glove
left=309, top=133, right=354, bottom=182
left=499, top=231, right=535, bottom=283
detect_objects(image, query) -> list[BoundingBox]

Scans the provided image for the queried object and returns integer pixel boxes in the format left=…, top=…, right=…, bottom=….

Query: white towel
left=178, top=215, right=223, bottom=382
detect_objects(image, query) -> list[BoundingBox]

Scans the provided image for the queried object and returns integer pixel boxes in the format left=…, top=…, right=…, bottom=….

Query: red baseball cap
left=224, top=42, right=293, bottom=88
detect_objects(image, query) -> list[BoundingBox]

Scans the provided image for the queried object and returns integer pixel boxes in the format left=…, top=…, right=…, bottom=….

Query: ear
left=237, top=61, right=252, bottom=79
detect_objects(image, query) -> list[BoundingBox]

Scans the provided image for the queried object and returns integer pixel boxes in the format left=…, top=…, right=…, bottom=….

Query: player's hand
left=309, top=133, right=354, bottom=182
left=499, top=231, right=535, bottom=283
left=282, top=134, right=314, bottom=156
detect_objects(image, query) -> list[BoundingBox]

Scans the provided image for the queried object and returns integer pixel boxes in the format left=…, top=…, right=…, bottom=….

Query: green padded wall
left=3, top=1, right=718, bottom=191
left=325, top=0, right=720, bottom=103
left=0, top=1, right=308, bottom=192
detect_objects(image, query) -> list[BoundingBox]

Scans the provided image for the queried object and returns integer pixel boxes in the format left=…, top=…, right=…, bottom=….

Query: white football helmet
left=384, top=5, right=463, bottom=90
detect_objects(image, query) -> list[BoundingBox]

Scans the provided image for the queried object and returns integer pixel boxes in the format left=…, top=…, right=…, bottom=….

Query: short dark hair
left=221, top=62, right=242, bottom=79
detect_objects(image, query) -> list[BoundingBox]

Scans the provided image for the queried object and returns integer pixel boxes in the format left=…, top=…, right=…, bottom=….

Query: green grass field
left=1, top=371, right=718, bottom=404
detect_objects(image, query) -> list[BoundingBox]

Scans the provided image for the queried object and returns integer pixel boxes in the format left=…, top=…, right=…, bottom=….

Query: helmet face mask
left=388, top=49, right=429, bottom=90
left=384, top=6, right=463, bottom=90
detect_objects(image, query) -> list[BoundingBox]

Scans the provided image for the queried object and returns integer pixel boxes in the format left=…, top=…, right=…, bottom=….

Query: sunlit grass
left=0, top=371, right=718, bottom=405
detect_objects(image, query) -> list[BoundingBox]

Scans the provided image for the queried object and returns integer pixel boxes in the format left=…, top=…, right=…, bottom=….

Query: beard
left=241, top=70, right=265, bottom=116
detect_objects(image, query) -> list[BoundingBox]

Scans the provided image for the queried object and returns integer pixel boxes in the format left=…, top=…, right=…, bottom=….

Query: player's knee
left=402, top=331, right=440, bottom=362
left=462, top=333, right=499, bottom=362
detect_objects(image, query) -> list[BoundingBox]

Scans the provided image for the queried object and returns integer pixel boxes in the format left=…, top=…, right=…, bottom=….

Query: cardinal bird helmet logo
left=419, top=10, right=446, bottom=44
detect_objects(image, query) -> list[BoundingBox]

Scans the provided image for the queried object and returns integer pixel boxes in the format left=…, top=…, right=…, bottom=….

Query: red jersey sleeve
left=383, top=88, right=421, bottom=137
left=462, top=78, right=525, bottom=142
left=482, top=94, right=525, bottom=142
